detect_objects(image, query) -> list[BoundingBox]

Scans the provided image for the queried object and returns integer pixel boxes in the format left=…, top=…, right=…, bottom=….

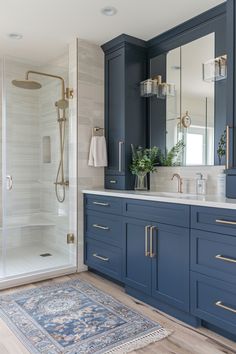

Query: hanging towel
left=88, top=136, right=108, bottom=167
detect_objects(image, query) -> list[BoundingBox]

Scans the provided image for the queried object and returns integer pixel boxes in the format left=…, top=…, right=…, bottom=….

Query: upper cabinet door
left=151, top=223, right=190, bottom=311
left=105, top=48, right=125, bottom=175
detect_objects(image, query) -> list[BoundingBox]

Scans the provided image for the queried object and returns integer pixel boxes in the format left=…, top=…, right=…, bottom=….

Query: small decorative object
left=181, top=111, right=191, bottom=128
left=217, top=129, right=226, bottom=165
left=203, top=55, right=227, bottom=82
left=130, top=145, right=159, bottom=190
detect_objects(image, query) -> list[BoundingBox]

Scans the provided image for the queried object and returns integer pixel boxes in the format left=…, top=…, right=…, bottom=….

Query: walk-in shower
left=0, top=46, right=77, bottom=289
left=12, top=70, right=73, bottom=203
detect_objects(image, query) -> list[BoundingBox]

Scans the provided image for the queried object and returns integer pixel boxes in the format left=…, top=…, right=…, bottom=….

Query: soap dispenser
left=195, top=173, right=207, bottom=195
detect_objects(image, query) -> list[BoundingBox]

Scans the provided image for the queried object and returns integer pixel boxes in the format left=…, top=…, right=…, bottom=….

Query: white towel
left=88, top=136, right=108, bottom=167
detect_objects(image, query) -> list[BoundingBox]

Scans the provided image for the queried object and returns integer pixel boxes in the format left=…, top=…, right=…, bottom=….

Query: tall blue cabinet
left=101, top=35, right=147, bottom=190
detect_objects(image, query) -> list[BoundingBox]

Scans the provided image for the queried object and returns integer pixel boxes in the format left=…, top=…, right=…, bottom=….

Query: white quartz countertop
left=82, top=188, right=236, bottom=210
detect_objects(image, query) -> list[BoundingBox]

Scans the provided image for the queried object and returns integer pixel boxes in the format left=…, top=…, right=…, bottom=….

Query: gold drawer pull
left=215, top=254, right=236, bottom=263
left=150, top=226, right=156, bottom=258
left=93, top=253, right=109, bottom=262
left=145, top=225, right=151, bottom=256
left=93, top=201, right=110, bottom=206
left=216, top=219, right=236, bottom=226
left=215, top=301, right=236, bottom=314
left=92, top=224, right=110, bottom=230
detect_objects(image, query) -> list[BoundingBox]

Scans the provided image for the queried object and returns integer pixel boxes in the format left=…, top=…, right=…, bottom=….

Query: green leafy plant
left=130, top=145, right=159, bottom=175
left=159, top=140, right=185, bottom=166
left=217, top=129, right=226, bottom=165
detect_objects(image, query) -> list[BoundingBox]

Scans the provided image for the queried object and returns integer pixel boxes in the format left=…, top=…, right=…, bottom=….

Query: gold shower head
left=12, top=79, right=42, bottom=90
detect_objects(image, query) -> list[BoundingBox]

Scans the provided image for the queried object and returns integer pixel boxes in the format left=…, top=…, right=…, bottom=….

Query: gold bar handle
left=93, top=201, right=110, bottom=206
left=92, top=224, right=110, bottom=230
left=215, top=254, right=236, bottom=263
left=145, top=225, right=151, bottom=256
left=215, top=301, right=236, bottom=314
left=93, top=253, right=109, bottom=262
left=216, top=219, right=236, bottom=226
left=226, top=125, right=230, bottom=170
left=150, top=226, right=156, bottom=258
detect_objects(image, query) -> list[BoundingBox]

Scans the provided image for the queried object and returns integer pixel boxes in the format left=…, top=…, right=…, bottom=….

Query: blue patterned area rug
left=0, top=279, right=170, bottom=353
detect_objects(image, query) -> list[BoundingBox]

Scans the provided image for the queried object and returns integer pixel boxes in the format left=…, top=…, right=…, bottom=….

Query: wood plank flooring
left=0, top=271, right=235, bottom=354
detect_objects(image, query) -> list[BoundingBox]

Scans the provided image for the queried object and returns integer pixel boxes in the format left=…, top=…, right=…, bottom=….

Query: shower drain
left=40, top=253, right=52, bottom=257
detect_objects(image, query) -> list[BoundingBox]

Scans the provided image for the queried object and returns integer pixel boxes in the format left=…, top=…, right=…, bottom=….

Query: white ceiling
left=0, top=0, right=225, bottom=64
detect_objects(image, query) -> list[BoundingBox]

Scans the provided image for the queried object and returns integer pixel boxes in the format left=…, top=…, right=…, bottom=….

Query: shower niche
left=0, top=45, right=78, bottom=287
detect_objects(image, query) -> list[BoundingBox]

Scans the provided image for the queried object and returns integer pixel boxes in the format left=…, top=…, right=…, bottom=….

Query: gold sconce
left=140, top=75, right=175, bottom=99
left=203, top=55, right=227, bottom=82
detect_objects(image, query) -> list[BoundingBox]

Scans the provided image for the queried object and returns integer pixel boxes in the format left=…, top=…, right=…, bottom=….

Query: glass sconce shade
left=140, top=79, right=157, bottom=97
left=156, top=83, right=176, bottom=99
left=140, top=78, right=175, bottom=99
left=203, top=55, right=227, bottom=82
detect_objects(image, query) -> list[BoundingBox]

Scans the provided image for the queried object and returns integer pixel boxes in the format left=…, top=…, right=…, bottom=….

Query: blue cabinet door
left=151, top=224, right=190, bottom=311
left=105, top=48, right=125, bottom=176
left=123, top=218, right=152, bottom=295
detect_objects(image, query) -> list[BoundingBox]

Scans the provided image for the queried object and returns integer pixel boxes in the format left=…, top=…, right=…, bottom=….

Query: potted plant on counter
left=130, top=145, right=159, bottom=190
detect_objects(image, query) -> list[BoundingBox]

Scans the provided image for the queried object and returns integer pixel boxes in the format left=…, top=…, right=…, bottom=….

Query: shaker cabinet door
left=151, top=224, right=190, bottom=311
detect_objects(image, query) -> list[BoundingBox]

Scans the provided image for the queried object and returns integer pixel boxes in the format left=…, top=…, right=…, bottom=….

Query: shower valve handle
left=6, top=175, right=13, bottom=190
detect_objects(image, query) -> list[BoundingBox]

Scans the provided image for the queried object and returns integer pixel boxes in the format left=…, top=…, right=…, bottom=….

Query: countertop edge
left=81, top=189, right=236, bottom=210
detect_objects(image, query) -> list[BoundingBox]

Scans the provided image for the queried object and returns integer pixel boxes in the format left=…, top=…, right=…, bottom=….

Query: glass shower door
left=2, top=51, right=77, bottom=280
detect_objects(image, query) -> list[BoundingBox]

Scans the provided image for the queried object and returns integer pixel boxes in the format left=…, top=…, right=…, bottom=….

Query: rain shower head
left=12, top=79, right=42, bottom=90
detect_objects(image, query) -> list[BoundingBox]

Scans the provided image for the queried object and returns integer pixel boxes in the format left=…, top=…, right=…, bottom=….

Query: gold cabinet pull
left=145, top=225, right=151, bottom=256
left=226, top=125, right=230, bottom=170
left=215, top=301, right=236, bottom=314
left=93, top=253, right=109, bottom=262
left=92, top=224, right=110, bottom=230
left=150, top=226, right=156, bottom=258
left=215, top=254, right=236, bottom=264
left=215, top=219, right=236, bottom=226
left=93, top=201, right=110, bottom=206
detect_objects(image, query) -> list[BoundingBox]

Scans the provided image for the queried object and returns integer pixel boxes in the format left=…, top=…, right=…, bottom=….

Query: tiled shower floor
left=0, top=244, right=72, bottom=277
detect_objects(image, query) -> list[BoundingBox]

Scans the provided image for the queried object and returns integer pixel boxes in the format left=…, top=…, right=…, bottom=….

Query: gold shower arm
left=25, top=70, right=65, bottom=99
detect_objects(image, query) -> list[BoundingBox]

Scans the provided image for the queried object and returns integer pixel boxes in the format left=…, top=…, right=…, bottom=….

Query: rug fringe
left=104, top=327, right=171, bottom=354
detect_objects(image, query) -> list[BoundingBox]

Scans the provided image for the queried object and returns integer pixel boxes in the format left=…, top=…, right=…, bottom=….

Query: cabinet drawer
left=85, top=194, right=122, bottom=215
left=85, top=211, right=122, bottom=247
left=191, top=273, right=236, bottom=336
left=85, top=239, right=122, bottom=281
left=105, top=175, right=127, bottom=190
left=123, top=199, right=190, bottom=227
left=191, top=230, right=236, bottom=284
left=191, top=206, right=236, bottom=236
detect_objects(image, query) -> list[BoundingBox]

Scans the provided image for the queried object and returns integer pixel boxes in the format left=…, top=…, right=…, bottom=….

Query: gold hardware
left=93, top=201, right=110, bottom=206
left=92, top=224, right=109, bottom=230
left=93, top=253, right=109, bottom=262
left=171, top=173, right=183, bottom=193
left=215, top=219, right=236, bottom=226
left=145, top=225, right=151, bottom=256
left=215, top=254, right=236, bottom=263
left=65, top=87, right=74, bottom=99
left=150, top=226, right=156, bottom=258
left=226, top=125, right=230, bottom=170
left=92, top=127, right=104, bottom=136
left=67, top=233, right=75, bottom=244
left=54, top=180, right=69, bottom=186
left=215, top=301, right=236, bottom=314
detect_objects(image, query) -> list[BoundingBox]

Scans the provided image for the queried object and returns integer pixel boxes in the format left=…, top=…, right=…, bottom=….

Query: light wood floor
left=0, top=271, right=236, bottom=354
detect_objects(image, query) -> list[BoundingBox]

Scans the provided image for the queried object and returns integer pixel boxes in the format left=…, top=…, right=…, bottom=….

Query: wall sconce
left=140, top=75, right=175, bottom=99
left=202, top=55, right=227, bottom=82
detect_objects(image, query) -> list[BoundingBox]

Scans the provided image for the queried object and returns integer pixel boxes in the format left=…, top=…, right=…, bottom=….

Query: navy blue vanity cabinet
left=84, top=194, right=123, bottom=281
left=101, top=35, right=147, bottom=190
left=123, top=199, right=191, bottom=314
left=191, top=206, right=236, bottom=339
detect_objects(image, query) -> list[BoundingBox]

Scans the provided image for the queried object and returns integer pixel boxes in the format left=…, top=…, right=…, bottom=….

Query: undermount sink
left=138, top=191, right=198, bottom=199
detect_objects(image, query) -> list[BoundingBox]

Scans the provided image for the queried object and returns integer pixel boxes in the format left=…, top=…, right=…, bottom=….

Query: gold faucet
left=171, top=173, right=183, bottom=193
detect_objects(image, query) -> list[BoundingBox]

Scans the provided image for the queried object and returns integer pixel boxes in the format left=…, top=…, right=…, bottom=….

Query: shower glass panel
left=1, top=49, right=77, bottom=282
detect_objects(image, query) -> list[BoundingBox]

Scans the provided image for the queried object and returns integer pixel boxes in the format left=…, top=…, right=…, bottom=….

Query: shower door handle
left=6, top=175, right=13, bottom=190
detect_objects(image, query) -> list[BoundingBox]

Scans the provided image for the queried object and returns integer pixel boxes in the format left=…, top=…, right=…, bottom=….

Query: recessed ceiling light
left=101, top=6, right=117, bottom=16
left=8, top=33, right=23, bottom=40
